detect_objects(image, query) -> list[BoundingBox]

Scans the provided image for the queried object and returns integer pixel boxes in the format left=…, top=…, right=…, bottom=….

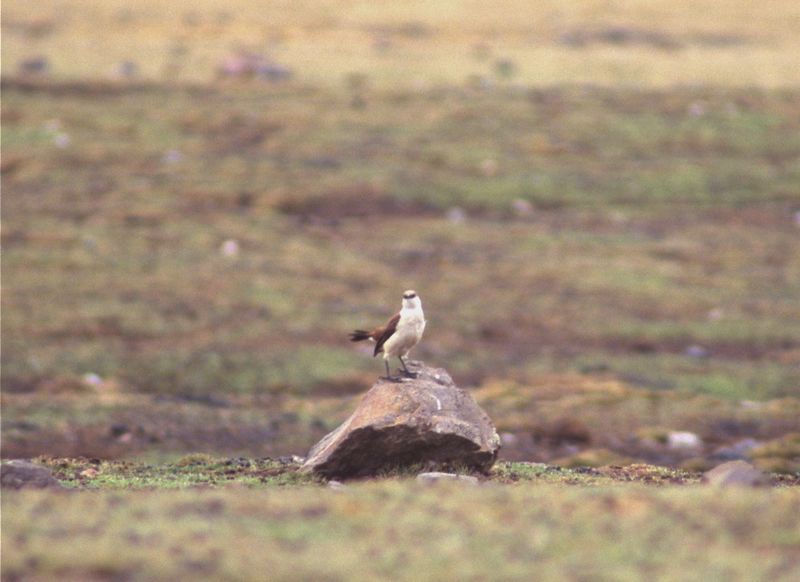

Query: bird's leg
left=381, top=360, right=399, bottom=382
left=399, top=356, right=416, bottom=378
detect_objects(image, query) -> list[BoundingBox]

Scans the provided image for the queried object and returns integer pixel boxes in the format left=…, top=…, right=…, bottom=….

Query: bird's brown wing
left=373, top=313, right=400, bottom=357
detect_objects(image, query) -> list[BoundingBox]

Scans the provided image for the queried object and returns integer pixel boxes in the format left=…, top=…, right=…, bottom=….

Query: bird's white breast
left=383, top=304, right=426, bottom=358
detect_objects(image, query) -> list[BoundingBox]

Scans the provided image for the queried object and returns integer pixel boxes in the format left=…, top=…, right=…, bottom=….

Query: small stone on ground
left=416, top=472, right=479, bottom=485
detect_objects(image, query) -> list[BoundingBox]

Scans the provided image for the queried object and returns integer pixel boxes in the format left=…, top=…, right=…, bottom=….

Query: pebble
left=162, top=149, right=184, bottom=164
left=511, top=198, right=533, bottom=217
left=688, top=102, right=706, bottom=117
left=54, top=133, right=71, bottom=148
left=113, top=61, right=139, bottom=79
left=446, top=207, right=467, bottom=224
left=711, top=438, right=759, bottom=461
left=220, top=239, right=240, bottom=258
left=685, top=345, right=710, bottom=359
left=83, top=373, right=103, bottom=387
left=416, top=472, right=479, bottom=485
left=667, top=431, right=702, bottom=450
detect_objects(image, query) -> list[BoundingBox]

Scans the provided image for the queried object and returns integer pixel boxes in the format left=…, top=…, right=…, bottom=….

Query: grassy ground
left=4, top=83, right=799, bottom=395
left=23, top=456, right=702, bottom=488
left=3, top=80, right=799, bottom=465
left=3, top=459, right=800, bottom=581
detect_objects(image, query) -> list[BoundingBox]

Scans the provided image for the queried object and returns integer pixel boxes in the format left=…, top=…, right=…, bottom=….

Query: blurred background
left=2, top=0, right=799, bottom=471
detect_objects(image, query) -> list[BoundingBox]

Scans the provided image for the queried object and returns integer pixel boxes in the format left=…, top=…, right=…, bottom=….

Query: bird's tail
left=349, top=330, right=371, bottom=342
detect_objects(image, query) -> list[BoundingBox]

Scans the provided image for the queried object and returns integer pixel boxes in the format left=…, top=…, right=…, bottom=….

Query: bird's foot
left=380, top=375, right=403, bottom=383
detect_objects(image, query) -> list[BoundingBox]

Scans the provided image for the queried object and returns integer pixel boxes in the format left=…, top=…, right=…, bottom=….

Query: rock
left=703, top=460, right=769, bottom=487
left=277, top=455, right=305, bottom=465
left=667, top=431, right=702, bottom=450
left=511, top=198, right=534, bottom=217
left=110, top=423, right=131, bottom=438
left=113, top=60, right=139, bottom=79
left=18, top=56, right=49, bottom=76
left=256, top=62, right=293, bottom=82
left=217, top=51, right=292, bottom=82
left=711, top=438, right=759, bottom=461
left=416, top=472, right=479, bottom=485
left=220, top=239, right=240, bottom=258
left=685, top=345, right=710, bottom=359
left=446, top=207, right=467, bottom=224
left=688, top=102, right=706, bottom=118
left=218, top=52, right=260, bottom=77
left=53, top=133, right=71, bottom=149
left=83, top=373, right=104, bottom=387
left=162, top=149, right=184, bottom=164
left=1, top=460, right=64, bottom=490
left=302, top=363, right=500, bottom=479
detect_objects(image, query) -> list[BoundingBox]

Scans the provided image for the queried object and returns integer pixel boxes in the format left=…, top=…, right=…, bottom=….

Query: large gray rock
left=1, top=460, right=64, bottom=490
left=302, top=363, right=500, bottom=479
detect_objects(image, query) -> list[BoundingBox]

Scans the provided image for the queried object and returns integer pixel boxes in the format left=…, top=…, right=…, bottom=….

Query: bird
left=349, top=290, right=426, bottom=380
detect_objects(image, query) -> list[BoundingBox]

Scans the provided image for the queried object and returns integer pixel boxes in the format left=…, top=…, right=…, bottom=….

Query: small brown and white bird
left=349, top=290, right=426, bottom=379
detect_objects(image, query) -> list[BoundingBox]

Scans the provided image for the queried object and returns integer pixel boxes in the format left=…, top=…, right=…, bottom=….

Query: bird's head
left=402, top=289, right=421, bottom=309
